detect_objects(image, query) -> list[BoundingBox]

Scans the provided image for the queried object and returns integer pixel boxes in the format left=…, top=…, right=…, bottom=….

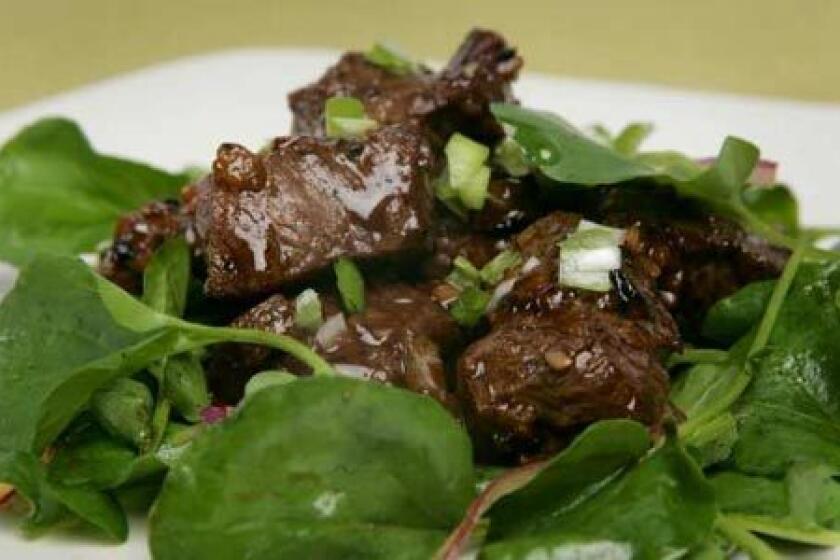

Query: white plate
left=0, top=48, right=838, bottom=559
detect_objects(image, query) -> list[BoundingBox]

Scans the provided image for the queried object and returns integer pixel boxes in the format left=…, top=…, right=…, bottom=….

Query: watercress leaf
left=0, top=254, right=332, bottom=456
left=243, top=369, right=297, bottom=401
left=49, top=421, right=161, bottom=490
left=149, top=376, right=476, bottom=560
left=161, top=353, right=210, bottom=423
left=742, top=184, right=800, bottom=235
left=701, top=280, right=775, bottom=345
left=491, top=104, right=655, bottom=185
left=0, top=118, right=189, bottom=265
left=90, top=377, right=154, bottom=450
left=142, top=236, right=191, bottom=317
left=730, top=261, right=840, bottom=475
left=437, top=420, right=649, bottom=560
left=482, top=428, right=716, bottom=559
left=712, top=465, right=840, bottom=545
left=612, top=122, right=654, bottom=156
left=0, top=254, right=174, bottom=453
left=0, top=450, right=127, bottom=541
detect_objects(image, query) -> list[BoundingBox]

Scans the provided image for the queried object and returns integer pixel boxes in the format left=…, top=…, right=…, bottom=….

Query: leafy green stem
left=748, top=238, right=808, bottom=357
left=667, top=348, right=729, bottom=368
left=716, top=515, right=779, bottom=560
left=175, top=322, right=335, bottom=376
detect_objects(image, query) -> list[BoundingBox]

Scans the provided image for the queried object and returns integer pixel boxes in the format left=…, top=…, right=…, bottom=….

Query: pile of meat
left=100, top=29, right=787, bottom=463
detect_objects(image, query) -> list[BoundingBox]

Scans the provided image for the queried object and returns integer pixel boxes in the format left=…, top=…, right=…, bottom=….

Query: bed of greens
left=0, top=103, right=839, bottom=560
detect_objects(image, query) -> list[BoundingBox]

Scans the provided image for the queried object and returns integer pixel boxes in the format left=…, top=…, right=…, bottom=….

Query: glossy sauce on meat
left=198, top=125, right=435, bottom=298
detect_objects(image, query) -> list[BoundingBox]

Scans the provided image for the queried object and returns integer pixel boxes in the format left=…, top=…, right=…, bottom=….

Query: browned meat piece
left=600, top=188, right=788, bottom=329
left=470, top=176, right=540, bottom=234
left=99, top=199, right=184, bottom=293
left=208, top=283, right=460, bottom=408
left=457, top=211, right=680, bottom=461
left=288, top=28, right=522, bottom=143
left=423, top=212, right=503, bottom=280
left=458, top=305, right=671, bottom=462
left=196, top=124, right=436, bottom=298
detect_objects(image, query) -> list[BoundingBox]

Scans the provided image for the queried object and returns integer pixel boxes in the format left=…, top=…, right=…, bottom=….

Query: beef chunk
left=423, top=212, right=503, bottom=280
left=197, top=124, right=435, bottom=298
left=208, top=283, right=460, bottom=408
left=289, top=28, right=522, bottom=143
left=458, top=305, right=671, bottom=462
left=457, top=211, right=680, bottom=461
left=99, top=199, right=184, bottom=293
left=470, top=176, right=540, bottom=234
left=600, top=188, right=788, bottom=329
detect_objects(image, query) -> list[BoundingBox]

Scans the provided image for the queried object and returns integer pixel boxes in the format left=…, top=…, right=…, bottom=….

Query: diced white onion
left=556, top=221, right=625, bottom=293
left=486, top=277, right=517, bottom=312
left=315, top=313, right=347, bottom=348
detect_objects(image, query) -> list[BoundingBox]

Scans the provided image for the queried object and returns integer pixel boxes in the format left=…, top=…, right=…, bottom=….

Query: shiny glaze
left=199, top=125, right=435, bottom=298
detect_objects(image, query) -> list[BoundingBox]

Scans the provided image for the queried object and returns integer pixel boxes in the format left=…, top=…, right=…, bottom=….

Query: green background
left=2, top=0, right=839, bottom=111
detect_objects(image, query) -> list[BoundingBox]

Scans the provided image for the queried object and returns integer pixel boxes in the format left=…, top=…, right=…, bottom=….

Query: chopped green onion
left=480, top=250, right=522, bottom=286
left=446, top=133, right=490, bottom=188
left=324, top=96, right=377, bottom=138
left=294, top=288, right=323, bottom=332
left=446, top=256, right=482, bottom=289
left=458, top=165, right=492, bottom=211
left=449, top=286, right=492, bottom=328
left=244, top=370, right=297, bottom=400
left=334, top=257, right=366, bottom=314
left=364, top=42, right=418, bottom=75
left=438, top=133, right=492, bottom=213
left=493, top=137, right=530, bottom=177
left=557, top=221, right=626, bottom=292
left=435, top=180, right=468, bottom=219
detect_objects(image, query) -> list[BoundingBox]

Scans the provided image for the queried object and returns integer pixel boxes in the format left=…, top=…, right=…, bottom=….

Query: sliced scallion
left=438, top=133, right=492, bottom=213
left=364, top=42, right=417, bottom=75
left=446, top=256, right=482, bottom=290
left=324, top=96, right=377, bottom=138
left=557, top=221, right=626, bottom=292
left=480, top=249, right=522, bottom=286
left=449, top=286, right=492, bottom=328
left=334, top=257, right=366, bottom=314
left=493, top=137, right=530, bottom=177
left=294, top=289, right=323, bottom=332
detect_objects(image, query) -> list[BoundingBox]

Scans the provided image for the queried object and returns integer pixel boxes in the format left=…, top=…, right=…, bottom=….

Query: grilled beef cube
left=208, top=283, right=460, bottom=408
left=423, top=212, right=504, bottom=281
left=470, top=177, right=540, bottom=234
left=457, top=211, right=680, bottom=461
left=196, top=125, right=435, bottom=298
left=600, top=189, right=788, bottom=329
left=458, top=305, right=671, bottom=462
left=99, top=199, right=184, bottom=293
left=288, top=28, right=522, bottom=143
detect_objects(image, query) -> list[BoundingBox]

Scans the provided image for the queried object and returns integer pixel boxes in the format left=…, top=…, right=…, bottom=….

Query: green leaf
left=490, top=104, right=656, bottom=185
left=612, top=123, right=654, bottom=156
left=481, top=425, right=716, bottom=559
left=90, top=377, right=154, bottom=450
left=0, top=254, right=333, bottom=455
left=742, top=184, right=800, bottom=235
left=0, top=450, right=127, bottom=541
left=149, top=376, right=476, bottom=560
left=0, top=118, right=188, bottom=265
left=243, top=370, right=297, bottom=401
left=364, top=42, right=418, bottom=75
left=334, top=257, right=366, bottom=314
left=701, top=280, right=775, bottom=345
left=712, top=465, right=840, bottom=545
left=142, top=237, right=191, bottom=317
left=161, top=353, right=209, bottom=423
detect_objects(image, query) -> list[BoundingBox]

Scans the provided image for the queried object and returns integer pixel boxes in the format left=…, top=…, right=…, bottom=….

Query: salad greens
left=0, top=118, right=189, bottom=265
left=0, top=107, right=839, bottom=559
